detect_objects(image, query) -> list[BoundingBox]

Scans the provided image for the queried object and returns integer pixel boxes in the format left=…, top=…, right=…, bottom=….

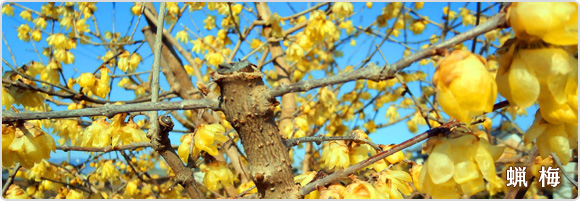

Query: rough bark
left=154, top=116, right=204, bottom=198
left=211, top=61, right=299, bottom=199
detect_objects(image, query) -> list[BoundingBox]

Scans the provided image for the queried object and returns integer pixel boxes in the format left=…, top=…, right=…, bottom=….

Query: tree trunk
left=211, top=62, right=299, bottom=199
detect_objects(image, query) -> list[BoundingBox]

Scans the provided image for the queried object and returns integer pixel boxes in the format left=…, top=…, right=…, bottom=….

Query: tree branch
left=56, top=142, right=152, bottom=153
left=2, top=99, right=219, bottom=122
left=1, top=163, right=21, bottom=197
left=268, top=12, right=507, bottom=98
left=285, top=132, right=381, bottom=151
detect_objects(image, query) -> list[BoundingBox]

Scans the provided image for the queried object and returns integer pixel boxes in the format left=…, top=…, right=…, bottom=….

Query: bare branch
left=285, top=133, right=381, bottom=151
left=280, top=2, right=330, bottom=21
left=551, top=152, right=578, bottom=188
left=1, top=163, right=21, bottom=197
left=2, top=98, right=219, bottom=122
left=56, top=141, right=152, bottom=153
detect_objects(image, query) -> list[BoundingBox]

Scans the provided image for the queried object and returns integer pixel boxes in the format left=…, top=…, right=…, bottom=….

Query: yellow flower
left=410, top=163, right=423, bottom=191
left=202, top=161, right=234, bottom=191
left=250, top=39, right=263, bottom=50
left=385, top=105, right=400, bottom=123
left=40, top=3, right=57, bottom=18
left=5, top=185, right=29, bottom=199
left=206, top=52, right=224, bottom=67
left=65, top=189, right=85, bottom=199
left=194, top=123, right=228, bottom=156
left=342, top=181, right=387, bottom=199
left=415, top=2, right=425, bottom=10
left=332, top=2, right=353, bottom=20
left=128, top=53, right=142, bottom=72
left=53, top=49, right=75, bottom=64
left=78, top=2, right=97, bottom=18
left=237, top=181, right=258, bottom=194
left=433, top=50, right=497, bottom=124
left=2, top=4, right=14, bottom=16
left=366, top=2, right=372, bottom=9
left=117, top=50, right=131, bottom=72
left=462, top=14, right=476, bottom=26
left=131, top=3, right=142, bottom=16
left=31, top=29, right=42, bottom=42
left=33, top=17, right=47, bottom=29
left=51, top=119, right=83, bottom=145
left=322, top=140, right=350, bottom=171
left=293, top=171, right=320, bottom=198
left=176, top=30, right=189, bottom=44
left=2, top=87, right=15, bottom=108
left=524, top=110, right=577, bottom=165
left=338, top=20, right=355, bottom=35
left=75, top=18, right=89, bottom=33
left=507, top=2, right=577, bottom=45
left=166, top=2, right=179, bottom=15
left=349, top=142, right=376, bottom=171
left=382, top=144, right=405, bottom=164
left=443, top=6, right=457, bottom=19
left=20, top=10, right=32, bottom=21
left=47, top=33, right=72, bottom=49
left=76, top=73, right=96, bottom=89
left=124, top=180, right=139, bottom=197
left=177, top=133, right=194, bottom=163
left=409, top=20, right=428, bottom=35
left=17, top=24, right=31, bottom=42
left=319, top=182, right=345, bottom=199
left=286, top=43, right=304, bottom=62
left=3, top=122, right=56, bottom=169
left=60, top=16, right=74, bottom=31
left=374, top=169, right=413, bottom=199
left=418, top=134, right=506, bottom=198
left=203, top=15, right=216, bottom=30
left=186, top=2, right=205, bottom=11
left=362, top=121, right=376, bottom=133
left=77, top=119, right=112, bottom=147
left=496, top=40, right=577, bottom=125
left=231, top=4, right=243, bottom=14
left=112, top=120, right=148, bottom=146
left=92, top=160, right=121, bottom=184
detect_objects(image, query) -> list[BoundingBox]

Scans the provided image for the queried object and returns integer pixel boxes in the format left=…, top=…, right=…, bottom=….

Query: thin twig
left=3, top=34, right=17, bottom=67
left=1, top=163, right=21, bottom=197
left=147, top=1, right=166, bottom=142
left=550, top=152, right=578, bottom=188
left=285, top=133, right=381, bottom=151
left=471, top=2, right=481, bottom=53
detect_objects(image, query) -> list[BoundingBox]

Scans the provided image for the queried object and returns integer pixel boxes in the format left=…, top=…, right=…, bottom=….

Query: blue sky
left=2, top=2, right=537, bottom=169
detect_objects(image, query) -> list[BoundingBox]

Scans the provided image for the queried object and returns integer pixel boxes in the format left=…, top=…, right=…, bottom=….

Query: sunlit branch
left=280, top=2, right=330, bottom=21
left=375, top=113, right=414, bottom=129
left=268, top=12, right=507, bottom=98
left=285, top=133, right=381, bottom=151
left=550, top=152, right=578, bottom=188
left=1, top=163, right=21, bottom=197
left=55, top=142, right=153, bottom=153
left=2, top=98, right=219, bottom=122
